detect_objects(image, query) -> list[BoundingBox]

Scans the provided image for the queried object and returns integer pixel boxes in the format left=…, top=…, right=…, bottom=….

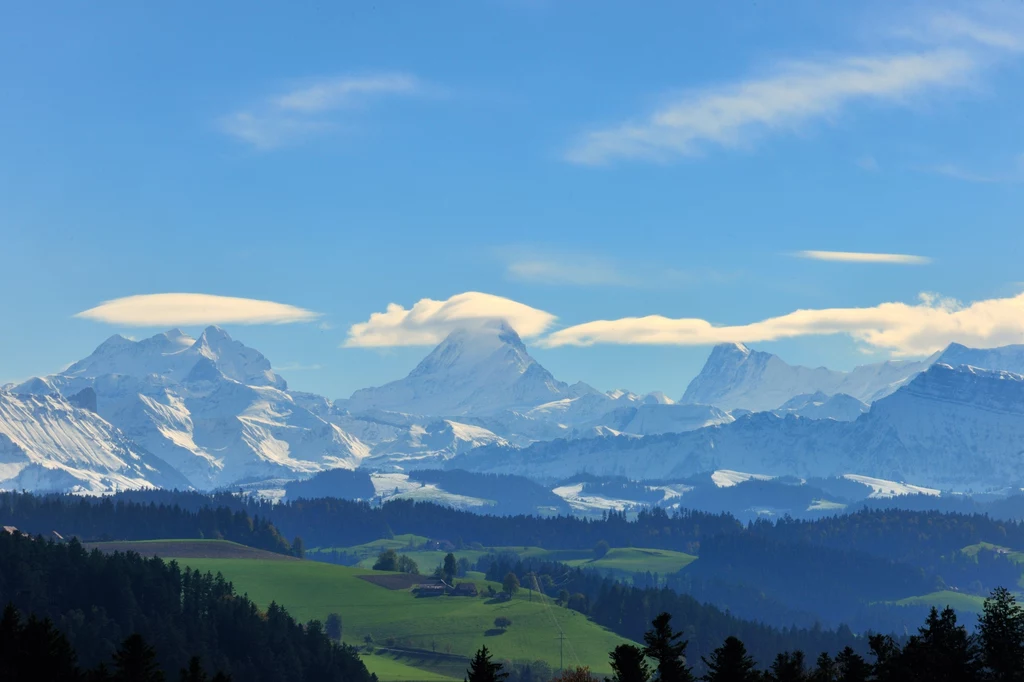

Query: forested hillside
left=0, top=530, right=371, bottom=682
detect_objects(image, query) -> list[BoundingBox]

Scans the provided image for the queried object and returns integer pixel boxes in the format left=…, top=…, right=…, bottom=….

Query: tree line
left=477, top=554, right=860, bottom=667
left=467, top=590, right=1024, bottom=682
left=0, top=530, right=372, bottom=682
left=0, top=492, right=298, bottom=556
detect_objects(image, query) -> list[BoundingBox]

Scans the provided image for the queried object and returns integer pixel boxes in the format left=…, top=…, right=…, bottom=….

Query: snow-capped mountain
left=774, top=392, right=869, bottom=422
left=12, top=322, right=1024, bottom=497
left=525, top=388, right=677, bottom=428
left=449, top=363, right=1024, bottom=490
left=64, top=327, right=287, bottom=389
left=0, top=388, right=188, bottom=493
left=345, top=320, right=571, bottom=416
left=588, top=402, right=734, bottom=436
left=364, top=419, right=509, bottom=466
left=12, top=327, right=368, bottom=490
left=936, top=342, right=1024, bottom=375
left=680, top=342, right=935, bottom=412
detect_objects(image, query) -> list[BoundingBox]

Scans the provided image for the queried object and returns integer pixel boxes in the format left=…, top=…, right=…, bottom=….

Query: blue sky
left=2, top=0, right=1023, bottom=400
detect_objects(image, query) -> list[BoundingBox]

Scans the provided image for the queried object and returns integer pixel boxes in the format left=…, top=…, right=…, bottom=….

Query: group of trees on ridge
left=468, top=592, right=1024, bottom=682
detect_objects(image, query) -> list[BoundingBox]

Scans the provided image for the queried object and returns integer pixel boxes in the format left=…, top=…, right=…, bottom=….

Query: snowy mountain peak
left=347, top=321, right=569, bottom=417
left=190, top=325, right=285, bottom=389
left=59, top=327, right=285, bottom=389
left=196, top=324, right=232, bottom=346
left=935, top=342, right=1024, bottom=375
left=409, top=320, right=528, bottom=377
left=682, top=343, right=932, bottom=412
left=718, top=342, right=752, bottom=357
left=643, top=391, right=676, bottom=405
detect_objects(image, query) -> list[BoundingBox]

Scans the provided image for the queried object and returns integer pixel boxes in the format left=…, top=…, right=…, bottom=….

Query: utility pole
left=556, top=630, right=566, bottom=673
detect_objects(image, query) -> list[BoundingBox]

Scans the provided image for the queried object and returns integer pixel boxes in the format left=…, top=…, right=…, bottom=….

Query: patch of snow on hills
left=711, top=470, right=776, bottom=488
left=842, top=474, right=940, bottom=498
left=551, top=482, right=644, bottom=513
left=369, top=472, right=491, bottom=509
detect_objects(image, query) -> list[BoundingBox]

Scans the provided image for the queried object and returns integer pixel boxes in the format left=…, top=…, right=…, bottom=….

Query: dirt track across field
left=83, top=540, right=297, bottom=561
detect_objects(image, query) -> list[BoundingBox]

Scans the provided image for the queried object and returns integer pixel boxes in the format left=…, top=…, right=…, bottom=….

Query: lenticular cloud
left=76, top=293, right=320, bottom=326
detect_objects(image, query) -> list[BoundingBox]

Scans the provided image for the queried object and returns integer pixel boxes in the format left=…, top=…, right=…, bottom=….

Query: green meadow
left=166, top=553, right=632, bottom=679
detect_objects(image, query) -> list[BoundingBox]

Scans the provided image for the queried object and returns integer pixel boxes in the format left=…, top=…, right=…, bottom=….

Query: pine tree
left=179, top=657, right=208, bottom=682
left=866, top=634, right=906, bottom=682
left=609, top=644, right=652, bottom=682
left=113, top=633, right=165, bottom=682
left=902, top=606, right=980, bottom=682
left=834, top=648, right=870, bottom=682
left=465, top=645, right=509, bottom=682
left=979, top=587, right=1024, bottom=682
left=766, top=651, right=807, bottom=682
left=809, top=653, right=835, bottom=682
left=701, top=636, right=758, bottom=682
left=444, top=553, right=458, bottom=583
left=643, top=613, right=695, bottom=682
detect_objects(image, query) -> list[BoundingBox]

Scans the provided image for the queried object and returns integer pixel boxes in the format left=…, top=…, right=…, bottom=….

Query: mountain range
left=4, top=320, right=1024, bottom=495
left=447, top=362, right=1024, bottom=490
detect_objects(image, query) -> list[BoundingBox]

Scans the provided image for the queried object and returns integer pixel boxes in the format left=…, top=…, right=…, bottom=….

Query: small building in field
left=414, top=584, right=446, bottom=597
left=452, top=582, right=478, bottom=597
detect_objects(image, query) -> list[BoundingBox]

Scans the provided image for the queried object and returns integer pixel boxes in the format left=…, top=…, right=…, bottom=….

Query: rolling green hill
left=165, top=552, right=632, bottom=679
left=895, top=590, right=988, bottom=614
left=564, top=547, right=697, bottom=576
left=315, top=536, right=697, bottom=582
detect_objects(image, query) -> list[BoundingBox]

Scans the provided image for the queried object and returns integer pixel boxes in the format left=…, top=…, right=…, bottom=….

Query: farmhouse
left=414, top=584, right=446, bottom=596
left=452, top=582, right=478, bottom=597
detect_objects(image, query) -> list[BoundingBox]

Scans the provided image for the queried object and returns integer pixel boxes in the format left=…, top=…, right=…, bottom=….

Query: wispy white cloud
left=566, top=51, right=975, bottom=165
left=918, top=11, right=1023, bottom=51
left=795, top=250, right=931, bottom=265
left=506, top=256, right=633, bottom=286
left=344, top=292, right=556, bottom=347
left=76, top=293, right=320, bottom=326
left=565, top=10, right=1022, bottom=166
left=503, top=248, right=736, bottom=288
left=539, top=291, right=1024, bottom=356
left=923, top=155, right=1024, bottom=184
left=273, top=74, right=421, bottom=112
left=220, top=73, right=424, bottom=149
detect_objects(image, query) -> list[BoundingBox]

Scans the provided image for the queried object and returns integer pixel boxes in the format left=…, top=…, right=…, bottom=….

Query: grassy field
left=895, top=590, right=988, bottom=614
left=166, top=554, right=632, bottom=678
left=960, top=542, right=1024, bottom=588
left=487, top=546, right=697, bottom=581
left=565, top=547, right=697, bottom=576
left=961, top=542, right=1024, bottom=563
left=360, top=653, right=460, bottom=682
left=324, top=539, right=699, bottom=582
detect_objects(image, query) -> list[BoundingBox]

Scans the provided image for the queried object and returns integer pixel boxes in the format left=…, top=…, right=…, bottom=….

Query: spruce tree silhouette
left=466, top=645, right=509, bottom=682
left=701, top=636, right=758, bottom=682
left=642, top=613, right=694, bottom=682
left=609, top=643, right=652, bottom=682
left=113, top=634, right=165, bottom=682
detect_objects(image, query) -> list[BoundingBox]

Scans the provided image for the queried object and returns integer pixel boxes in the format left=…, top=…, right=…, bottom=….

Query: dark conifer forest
left=0, top=530, right=372, bottom=682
